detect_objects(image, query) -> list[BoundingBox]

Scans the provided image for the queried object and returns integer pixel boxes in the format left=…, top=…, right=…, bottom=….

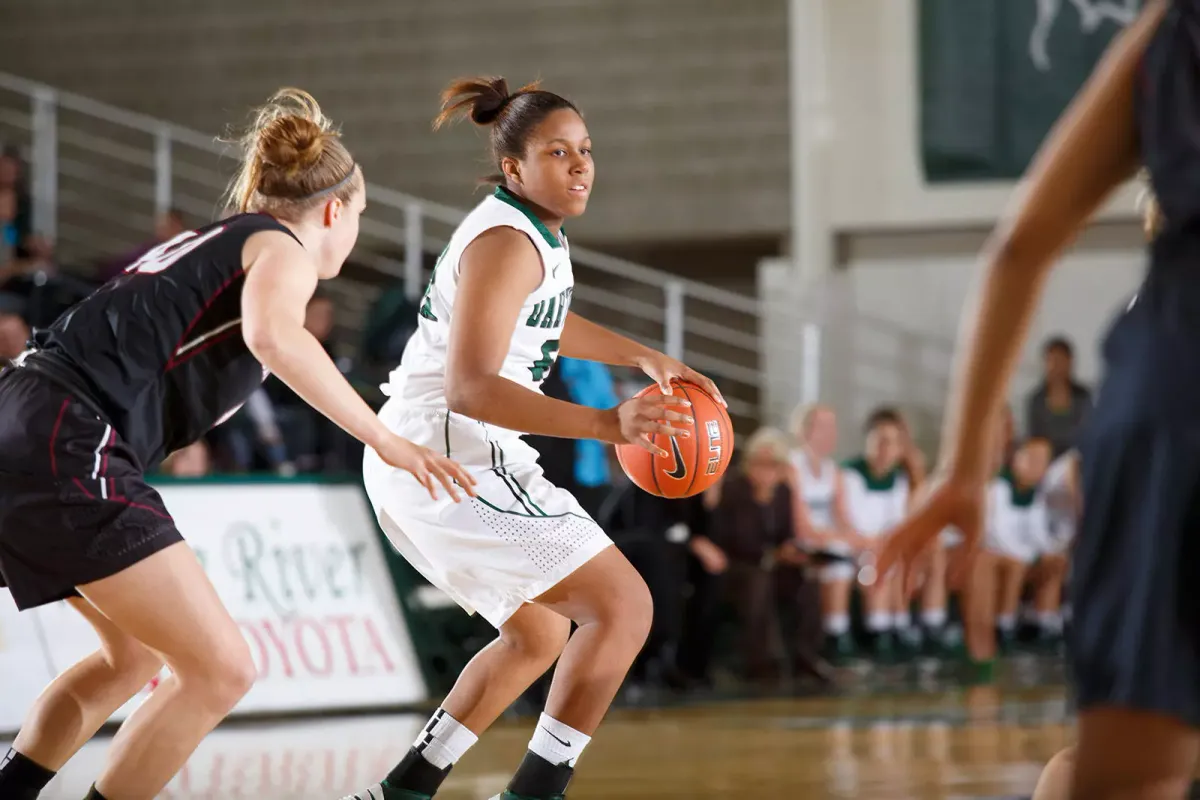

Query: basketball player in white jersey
left=842, top=408, right=911, bottom=658
left=788, top=404, right=862, bottom=659
left=981, top=437, right=1053, bottom=654
left=1028, top=448, right=1078, bottom=647
left=350, top=77, right=722, bottom=800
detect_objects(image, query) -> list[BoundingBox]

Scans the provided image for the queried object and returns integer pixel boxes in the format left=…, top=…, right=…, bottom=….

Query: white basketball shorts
left=362, top=401, right=612, bottom=629
left=817, top=538, right=856, bottom=582
left=985, top=524, right=1039, bottom=564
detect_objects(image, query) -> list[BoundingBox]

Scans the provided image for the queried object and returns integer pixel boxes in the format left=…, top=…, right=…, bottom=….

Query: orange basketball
left=615, top=381, right=734, bottom=499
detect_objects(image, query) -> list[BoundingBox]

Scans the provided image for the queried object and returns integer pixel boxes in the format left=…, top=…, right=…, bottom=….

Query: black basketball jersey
left=1139, top=1, right=1200, bottom=232
left=20, top=213, right=299, bottom=470
left=1085, top=0, right=1200, bottom=421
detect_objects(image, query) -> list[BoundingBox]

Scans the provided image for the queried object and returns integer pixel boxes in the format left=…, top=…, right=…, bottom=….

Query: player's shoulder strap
left=222, top=212, right=303, bottom=246
left=466, top=186, right=568, bottom=263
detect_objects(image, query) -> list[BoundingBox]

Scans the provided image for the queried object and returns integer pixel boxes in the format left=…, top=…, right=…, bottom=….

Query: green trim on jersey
left=843, top=456, right=901, bottom=491
left=493, top=186, right=563, bottom=249
left=1000, top=468, right=1037, bottom=508
left=475, top=495, right=587, bottom=523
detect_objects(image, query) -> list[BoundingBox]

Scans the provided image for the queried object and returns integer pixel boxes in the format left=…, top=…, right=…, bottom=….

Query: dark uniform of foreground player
left=0, top=89, right=473, bottom=800
left=873, top=1, right=1200, bottom=798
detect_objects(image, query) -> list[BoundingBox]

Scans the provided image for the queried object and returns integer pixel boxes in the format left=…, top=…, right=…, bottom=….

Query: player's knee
left=504, top=613, right=571, bottom=668
left=1031, top=745, right=1074, bottom=800
left=187, top=639, right=257, bottom=714
left=609, top=574, right=654, bottom=651
left=575, top=570, right=652, bottom=652
left=1074, top=771, right=1191, bottom=800
left=105, top=638, right=163, bottom=687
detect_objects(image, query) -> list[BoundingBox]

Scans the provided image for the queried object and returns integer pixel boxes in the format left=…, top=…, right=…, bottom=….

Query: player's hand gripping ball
left=615, top=381, right=733, bottom=498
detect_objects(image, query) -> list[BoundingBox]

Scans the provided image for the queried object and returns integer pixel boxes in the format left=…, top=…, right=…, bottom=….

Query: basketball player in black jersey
left=871, top=1, right=1200, bottom=797
left=0, top=89, right=475, bottom=800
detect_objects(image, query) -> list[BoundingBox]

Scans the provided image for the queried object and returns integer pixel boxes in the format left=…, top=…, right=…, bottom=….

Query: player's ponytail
left=225, top=88, right=360, bottom=217
left=433, top=75, right=580, bottom=185
left=433, top=76, right=517, bottom=129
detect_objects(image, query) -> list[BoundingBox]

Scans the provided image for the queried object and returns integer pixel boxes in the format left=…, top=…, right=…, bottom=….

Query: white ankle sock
left=893, top=611, right=912, bottom=630
left=413, top=708, right=478, bottom=770
left=529, top=713, right=591, bottom=768
left=824, top=613, right=850, bottom=636
left=996, top=614, right=1016, bottom=633
left=867, top=611, right=892, bottom=632
left=1037, top=610, right=1063, bottom=634
left=921, top=608, right=947, bottom=629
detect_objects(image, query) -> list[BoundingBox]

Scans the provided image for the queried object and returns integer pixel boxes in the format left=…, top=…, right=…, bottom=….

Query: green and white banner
left=0, top=480, right=427, bottom=732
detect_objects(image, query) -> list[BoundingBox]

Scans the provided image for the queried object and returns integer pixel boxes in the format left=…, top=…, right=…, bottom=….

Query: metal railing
left=0, top=70, right=814, bottom=423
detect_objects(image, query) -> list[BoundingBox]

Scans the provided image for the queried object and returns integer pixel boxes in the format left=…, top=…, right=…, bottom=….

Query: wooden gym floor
left=10, top=682, right=1075, bottom=799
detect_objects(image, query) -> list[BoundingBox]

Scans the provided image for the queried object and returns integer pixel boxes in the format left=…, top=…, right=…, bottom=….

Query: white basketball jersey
left=385, top=186, right=574, bottom=453
left=791, top=450, right=837, bottom=530
left=1041, top=451, right=1078, bottom=552
left=986, top=474, right=1049, bottom=563
left=841, top=458, right=909, bottom=538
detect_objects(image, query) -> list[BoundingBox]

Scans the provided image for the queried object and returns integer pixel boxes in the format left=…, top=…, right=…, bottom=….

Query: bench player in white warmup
left=349, top=76, right=723, bottom=800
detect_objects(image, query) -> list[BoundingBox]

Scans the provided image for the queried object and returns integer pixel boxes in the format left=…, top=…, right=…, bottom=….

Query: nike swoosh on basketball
left=666, top=436, right=687, bottom=480
left=542, top=726, right=572, bottom=747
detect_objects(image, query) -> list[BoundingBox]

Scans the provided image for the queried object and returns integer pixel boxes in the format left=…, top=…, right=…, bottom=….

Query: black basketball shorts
left=1071, top=416, right=1200, bottom=727
left=0, top=368, right=182, bottom=610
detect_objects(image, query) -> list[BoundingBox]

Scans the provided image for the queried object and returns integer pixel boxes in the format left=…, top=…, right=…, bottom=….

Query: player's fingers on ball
left=660, top=408, right=694, bottom=424
left=648, top=394, right=691, bottom=408
left=634, top=435, right=668, bottom=458
left=646, top=422, right=687, bottom=439
left=695, top=373, right=726, bottom=403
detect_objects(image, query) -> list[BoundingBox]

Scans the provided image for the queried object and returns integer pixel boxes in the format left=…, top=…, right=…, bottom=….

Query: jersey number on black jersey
left=126, top=227, right=227, bottom=276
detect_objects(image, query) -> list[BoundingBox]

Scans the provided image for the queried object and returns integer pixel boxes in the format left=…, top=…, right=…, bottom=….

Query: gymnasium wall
left=0, top=0, right=789, bottom=244
left=768, top=0, right=1148, bottom=445
left=762, top=227, right=1145, bottom=453
left=819, top=0, right=1142, bottom=232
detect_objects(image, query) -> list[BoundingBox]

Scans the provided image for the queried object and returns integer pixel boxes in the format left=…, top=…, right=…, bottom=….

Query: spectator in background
left=894, top=412, right=949, bottom=654
left=0, top=148, right=32, bottom=256
left=362, top=283, right=420, bottom=373
left=557, top=356, right=620, bottom=517
left=209, top=388, right=293, bottom=475
left=674, top=489, right=728, bottom=689
left=0, top=311, right=30, bottom=362
left=0, top=187, right=19, bottom=267
left=95, top=208, right=188, bottom=283
left=787, top=404, right=863, bottom=662
left=842, top=408, right=910, bottom=658
left=1026, top=335, right=1091, bottom=457
left=1029, top=447, right=1079, bottom=649
left=978, top=437, right=1053, bottom=656
left=708, top=427, right=827, bottom=687
left=0, top=232, right=71, bottom=329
